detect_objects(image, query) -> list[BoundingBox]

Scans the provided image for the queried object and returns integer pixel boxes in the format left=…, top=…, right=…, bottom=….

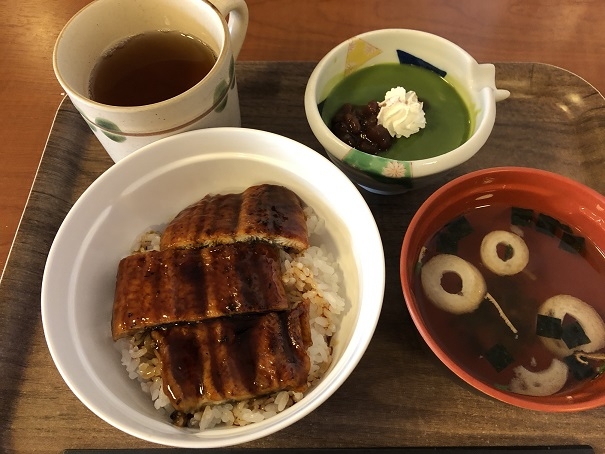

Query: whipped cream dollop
left=377, top=87, right=426, bottom=138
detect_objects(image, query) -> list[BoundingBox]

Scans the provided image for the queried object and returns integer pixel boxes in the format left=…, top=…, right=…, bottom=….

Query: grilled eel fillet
left=111, top=242, right=289, bottom=340
left=159, top=184, right=309, bottom=252
left=152, top=301, right=312, bottom=414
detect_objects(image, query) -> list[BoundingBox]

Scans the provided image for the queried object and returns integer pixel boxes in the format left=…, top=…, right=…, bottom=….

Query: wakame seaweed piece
left=559, top=231, right=586, bottom=255
left=557, top=221, right=573, bottom=233
left=435, top=230, right=460, bottom=254
left=536, top=313, right=563, bottom=339
left=447, top=215, right=473, bottom=238
left=436, top=216, right=473, bottom=254
left=484, top=343, right=515, bottom=372
left=511, top=207, right=534, bottom=226
left=563, top=354, right=596, bottom=381
left=561, top=320, right=591, bottom=349
left=535, top=213, right=561, bottom=236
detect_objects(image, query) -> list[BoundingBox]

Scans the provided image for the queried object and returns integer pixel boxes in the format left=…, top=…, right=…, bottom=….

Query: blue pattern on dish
left=397, top=49, right=447, bottom=77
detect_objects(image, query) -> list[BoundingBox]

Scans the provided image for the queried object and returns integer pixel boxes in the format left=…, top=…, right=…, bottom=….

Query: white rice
left=117, top=206, right=345, bottom=430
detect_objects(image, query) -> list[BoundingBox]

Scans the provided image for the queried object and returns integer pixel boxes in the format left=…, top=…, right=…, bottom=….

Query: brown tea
left=89, top=30, right=217, bottom=107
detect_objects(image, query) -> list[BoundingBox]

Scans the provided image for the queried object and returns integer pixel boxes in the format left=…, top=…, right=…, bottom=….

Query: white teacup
left=53, top=0, right=248, bottom=162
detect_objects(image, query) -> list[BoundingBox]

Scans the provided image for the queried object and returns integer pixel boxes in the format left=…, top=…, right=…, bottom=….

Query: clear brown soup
left=415, top=204, right=605, bottom=395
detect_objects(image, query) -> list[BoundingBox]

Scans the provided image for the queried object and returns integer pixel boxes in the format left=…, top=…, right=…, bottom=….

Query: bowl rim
left=41, top=127, right=386, bottom=447
left=400, top=165, right=605, bottom=411
left=304, top=28, right=498, bottom=181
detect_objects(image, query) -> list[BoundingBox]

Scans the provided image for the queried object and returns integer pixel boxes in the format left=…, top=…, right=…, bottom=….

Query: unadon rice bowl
left=112, top=186, right=345, bottom=430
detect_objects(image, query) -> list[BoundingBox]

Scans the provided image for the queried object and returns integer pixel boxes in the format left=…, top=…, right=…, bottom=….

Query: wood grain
left=2, top=0, right=605, bottom=274
left=3, top=61, right=605, bottom=453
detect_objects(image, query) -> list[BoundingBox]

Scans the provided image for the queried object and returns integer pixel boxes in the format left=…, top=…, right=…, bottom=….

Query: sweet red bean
left=330, top=101, right=393, bottom=154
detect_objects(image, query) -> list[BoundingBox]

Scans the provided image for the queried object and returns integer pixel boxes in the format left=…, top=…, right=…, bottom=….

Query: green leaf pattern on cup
left=214, top=80, right=229, bottom=113
left=95, top=118, right=127, bottom=143
left=343, top=148, right=412, bottom=180
left=214, top=56, right=235, bottom=113
left=76, top=107, right=126, bottom=142
left=229, top=56, right=236, bottom=89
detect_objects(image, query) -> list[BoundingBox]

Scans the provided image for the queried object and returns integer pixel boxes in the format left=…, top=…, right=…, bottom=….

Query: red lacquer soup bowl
left=400, top=166, right=605, bottom=411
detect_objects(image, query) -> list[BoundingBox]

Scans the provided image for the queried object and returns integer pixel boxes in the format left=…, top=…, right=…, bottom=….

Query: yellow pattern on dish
left=345, top=38, right=382, bottom=75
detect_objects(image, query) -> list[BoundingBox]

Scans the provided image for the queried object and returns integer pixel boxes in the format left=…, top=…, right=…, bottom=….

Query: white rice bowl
left=41, top=128, right=385, bottom=448
left=119, top=206, right=345, bottom=430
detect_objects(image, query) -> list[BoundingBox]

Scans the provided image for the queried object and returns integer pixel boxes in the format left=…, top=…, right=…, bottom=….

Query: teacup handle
left=210, top=0, right=249, bottom=60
